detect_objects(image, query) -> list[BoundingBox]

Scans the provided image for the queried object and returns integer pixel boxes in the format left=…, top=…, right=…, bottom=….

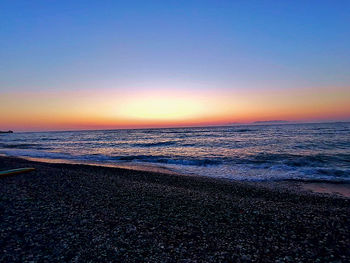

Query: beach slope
left=0, top=156, right=349, bottom=262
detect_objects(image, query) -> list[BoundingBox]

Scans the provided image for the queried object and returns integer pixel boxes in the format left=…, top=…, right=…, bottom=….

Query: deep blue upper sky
left=1, top=0, right=349, bottom=92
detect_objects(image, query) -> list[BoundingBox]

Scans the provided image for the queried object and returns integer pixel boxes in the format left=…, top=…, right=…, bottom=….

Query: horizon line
left=9, top=120, right=350, bottom=133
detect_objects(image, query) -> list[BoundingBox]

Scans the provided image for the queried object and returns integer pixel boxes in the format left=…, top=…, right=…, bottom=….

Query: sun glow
left=117, top=94, right=206, bottom=121
left=1, top=86, right=349, bottom=131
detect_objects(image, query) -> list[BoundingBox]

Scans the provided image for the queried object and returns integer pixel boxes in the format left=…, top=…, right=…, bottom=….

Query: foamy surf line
left=0, top=152, right=180, bottom=176
left=1, top=149, right=349, bottom=184
left=1, top=154, right=350, bottom=198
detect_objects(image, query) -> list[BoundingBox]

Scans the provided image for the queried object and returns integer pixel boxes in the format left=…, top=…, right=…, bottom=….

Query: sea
left=1, top=122, right=349, bottom=182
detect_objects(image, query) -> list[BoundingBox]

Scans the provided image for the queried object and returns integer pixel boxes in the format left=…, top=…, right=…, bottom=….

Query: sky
left=1, top=0, right=349, bottom=131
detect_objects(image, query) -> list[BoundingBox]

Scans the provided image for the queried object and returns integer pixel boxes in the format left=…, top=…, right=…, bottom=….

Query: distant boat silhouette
left=0, top=130, right=13, bottom=134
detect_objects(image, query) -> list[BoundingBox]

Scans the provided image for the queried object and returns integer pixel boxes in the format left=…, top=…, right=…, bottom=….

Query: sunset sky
left=1, top=1, right=350, bottom=131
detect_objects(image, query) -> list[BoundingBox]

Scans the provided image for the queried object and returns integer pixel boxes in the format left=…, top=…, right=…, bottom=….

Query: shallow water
left=1, top=122, right=349, bottom=182
left=301, top=182, right=350, bottom=197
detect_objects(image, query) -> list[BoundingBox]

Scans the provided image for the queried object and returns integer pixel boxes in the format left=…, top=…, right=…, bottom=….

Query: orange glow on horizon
left=1, top=86, right=349, bottom=131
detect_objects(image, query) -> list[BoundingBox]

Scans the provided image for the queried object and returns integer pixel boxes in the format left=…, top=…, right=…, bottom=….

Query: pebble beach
left=0, top=156, right=349, bottom=262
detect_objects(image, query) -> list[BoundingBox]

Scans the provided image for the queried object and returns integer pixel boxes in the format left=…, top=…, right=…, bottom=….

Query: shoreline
left=1, top=156, right=349, bottom=261
left=1, top=154, right=350, bottom=198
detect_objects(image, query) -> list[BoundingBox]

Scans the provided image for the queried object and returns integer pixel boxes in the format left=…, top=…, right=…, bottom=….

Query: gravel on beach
left=0, top=156, right=349, bottom=262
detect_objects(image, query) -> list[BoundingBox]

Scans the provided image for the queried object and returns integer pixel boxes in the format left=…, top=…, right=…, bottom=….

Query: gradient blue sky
left=2, top=0, right=349, bottom=91
left=1, top=1, right=350, bottom=130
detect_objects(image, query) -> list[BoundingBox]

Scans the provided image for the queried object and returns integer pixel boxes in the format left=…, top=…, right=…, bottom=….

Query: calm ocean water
left=1, top=123, right=349, bottom=182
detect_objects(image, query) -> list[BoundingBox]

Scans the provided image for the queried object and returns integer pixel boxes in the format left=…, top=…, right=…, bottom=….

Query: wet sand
left=301, top=182, right=350, bottom=198
left=0, top=156, right=349, bottom=262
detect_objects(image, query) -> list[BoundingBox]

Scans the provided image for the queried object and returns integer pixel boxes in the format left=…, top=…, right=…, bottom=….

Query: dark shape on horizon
left=253, top=120, right=289, bottom=124
left=0, top=130, right=13, bottom=134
